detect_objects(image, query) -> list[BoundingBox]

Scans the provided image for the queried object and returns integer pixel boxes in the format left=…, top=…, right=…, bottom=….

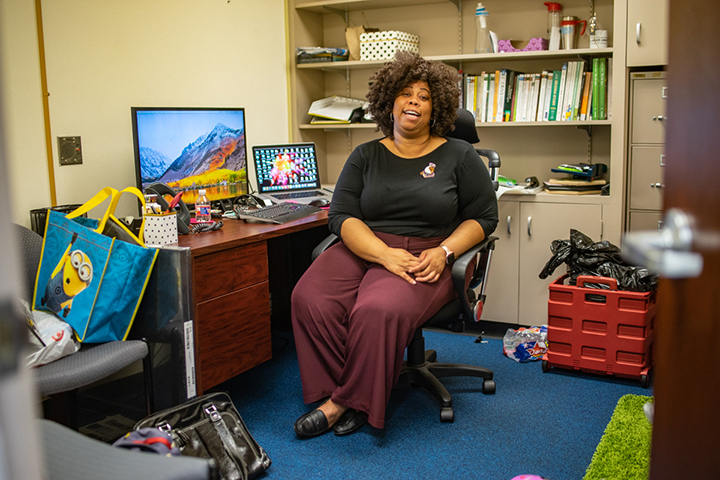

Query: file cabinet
left=626, top=72, right=666, bottom=231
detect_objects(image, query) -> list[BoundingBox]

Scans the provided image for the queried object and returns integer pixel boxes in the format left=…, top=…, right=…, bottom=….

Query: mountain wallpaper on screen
left=139, top=147, right=172, bottom=184
left=140, top=123, right=246, bottom=187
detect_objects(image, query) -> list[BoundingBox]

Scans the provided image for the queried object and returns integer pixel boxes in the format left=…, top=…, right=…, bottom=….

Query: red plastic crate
left=542, top=274, right=657, bottom=387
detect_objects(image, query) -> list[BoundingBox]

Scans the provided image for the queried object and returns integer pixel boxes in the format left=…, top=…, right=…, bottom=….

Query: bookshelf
left=287, top=0, right=628, bottom=326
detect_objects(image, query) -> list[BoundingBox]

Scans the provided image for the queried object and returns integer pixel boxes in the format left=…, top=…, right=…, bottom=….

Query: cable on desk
left=190, top=220, right=223, bottom=234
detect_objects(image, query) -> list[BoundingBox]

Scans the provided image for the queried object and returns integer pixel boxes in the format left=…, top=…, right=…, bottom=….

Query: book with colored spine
left=555, top=63, right=568, bottom=122
left=548, top=69, right=562, bottom=121
left=598, top=57, right=607, bottom=119
left=502, top=70, right=518, bottom=122
left=571, top=61, right=586, bottom=121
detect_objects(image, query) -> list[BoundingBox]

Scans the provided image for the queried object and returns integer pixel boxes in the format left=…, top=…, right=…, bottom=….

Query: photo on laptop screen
left=252, top=143, right=331, bottom=204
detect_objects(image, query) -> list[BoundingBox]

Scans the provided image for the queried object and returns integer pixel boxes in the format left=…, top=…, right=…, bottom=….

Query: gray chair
left=38, top=418, right=217, bottom=480
left=13, top=224, right=153, bottom=425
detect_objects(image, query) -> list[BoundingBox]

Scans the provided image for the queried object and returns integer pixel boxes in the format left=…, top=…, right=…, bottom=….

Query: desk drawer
left=194, top=241, right=268, bottom=302
left=196, top=282, right=271, bottom=390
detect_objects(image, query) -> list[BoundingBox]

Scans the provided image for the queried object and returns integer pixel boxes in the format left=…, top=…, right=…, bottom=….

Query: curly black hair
left=366, top=51, right=460, bottom=138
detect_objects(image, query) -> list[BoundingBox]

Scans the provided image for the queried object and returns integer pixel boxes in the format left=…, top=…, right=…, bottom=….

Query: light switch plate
left=58, top=136, right=82, bottom=165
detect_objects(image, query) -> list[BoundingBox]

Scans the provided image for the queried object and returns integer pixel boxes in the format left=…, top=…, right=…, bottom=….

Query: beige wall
left=1, top=0, right=289, bottom=226
left=0, top=0, right=51, bottom=227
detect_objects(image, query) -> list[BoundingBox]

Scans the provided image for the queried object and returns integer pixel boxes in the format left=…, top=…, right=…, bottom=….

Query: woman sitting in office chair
left=291, top=51, right=498, bottom=438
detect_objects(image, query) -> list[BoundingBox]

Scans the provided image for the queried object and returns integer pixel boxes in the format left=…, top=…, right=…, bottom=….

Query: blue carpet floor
left=213, top=330, right=652, bottom=480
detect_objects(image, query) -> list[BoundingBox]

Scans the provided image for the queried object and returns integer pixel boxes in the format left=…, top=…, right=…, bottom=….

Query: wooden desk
left=177, top=211, right=329, bottom=393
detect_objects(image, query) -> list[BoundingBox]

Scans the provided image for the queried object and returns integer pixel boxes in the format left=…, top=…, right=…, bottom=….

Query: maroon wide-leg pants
left=291, top=232, right=457, bottom=429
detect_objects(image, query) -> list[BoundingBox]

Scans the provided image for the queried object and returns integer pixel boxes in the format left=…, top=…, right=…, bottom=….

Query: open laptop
left=251, top=142, right=333, bottom=205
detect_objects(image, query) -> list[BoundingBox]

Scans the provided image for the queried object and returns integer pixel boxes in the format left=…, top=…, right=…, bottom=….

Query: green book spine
left=592, top=57, right=600, bottom=120
left=598, top=58, right=607, bottom=120
left=503, top=70, right=517, bottom=122
left=511, top=74, right=522, bottom=121
left=548, top=70, right=562, bottom=121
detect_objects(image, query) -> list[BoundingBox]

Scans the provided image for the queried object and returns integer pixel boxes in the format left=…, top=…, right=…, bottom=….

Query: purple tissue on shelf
left=498, top=37, right=548, bottom=53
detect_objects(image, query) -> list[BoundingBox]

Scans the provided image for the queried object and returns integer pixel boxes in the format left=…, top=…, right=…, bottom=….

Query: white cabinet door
left=480, top=201, right=520, bottom=324
left=627, top=0, right=670, bottom=67
left=517, top=203, right=603, bottom=326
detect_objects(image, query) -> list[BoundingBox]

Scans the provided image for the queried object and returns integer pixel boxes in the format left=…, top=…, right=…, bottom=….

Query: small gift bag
left=143, top=212, right=178, bottom=246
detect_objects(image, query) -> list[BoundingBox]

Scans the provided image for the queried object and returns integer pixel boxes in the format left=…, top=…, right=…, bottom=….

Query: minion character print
left=421, top=162, right=436, bottom=178
left=41, top=232, right=93, bottom=318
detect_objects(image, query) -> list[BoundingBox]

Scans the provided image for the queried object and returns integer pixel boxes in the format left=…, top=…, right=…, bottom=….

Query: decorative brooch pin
left=420, top=162, right=436, bottom=178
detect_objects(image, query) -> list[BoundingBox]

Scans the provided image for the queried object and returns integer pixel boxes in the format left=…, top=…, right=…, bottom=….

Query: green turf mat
left=584, top=394, right=653, bottom=480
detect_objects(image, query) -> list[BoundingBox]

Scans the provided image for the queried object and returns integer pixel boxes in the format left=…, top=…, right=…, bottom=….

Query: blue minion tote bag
left=32, top=187, right=159, bottom=343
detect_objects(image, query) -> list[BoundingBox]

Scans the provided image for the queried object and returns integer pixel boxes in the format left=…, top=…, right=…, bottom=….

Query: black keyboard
left=233, top=202, right=322, bottom=224
left=271, top=190, right=325, bottom=199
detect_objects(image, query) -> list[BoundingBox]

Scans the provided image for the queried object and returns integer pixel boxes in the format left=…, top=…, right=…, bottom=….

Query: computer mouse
left=309, top=198, right=330, bottom=207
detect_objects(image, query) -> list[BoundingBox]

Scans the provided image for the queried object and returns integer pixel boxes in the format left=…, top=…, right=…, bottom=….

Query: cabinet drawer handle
left=507, top=215, right=512, bottom=235
left=636, top=22, right=641, bottom=45
left=650, top=183, right=664, bottom=189
left=652, top=115, right=665, bottom=121
left=527, top=216, right=532, bottom=236
left=660, top=154, right=666, bottom=167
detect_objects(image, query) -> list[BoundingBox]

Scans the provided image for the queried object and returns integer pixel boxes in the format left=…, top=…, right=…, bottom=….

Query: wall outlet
left=58, top=136, right=82, bottom=165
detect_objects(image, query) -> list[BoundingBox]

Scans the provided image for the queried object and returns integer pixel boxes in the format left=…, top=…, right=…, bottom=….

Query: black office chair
left=13, top=224, right=153, bottom=428
left=311, top=108, right=500, bottom=422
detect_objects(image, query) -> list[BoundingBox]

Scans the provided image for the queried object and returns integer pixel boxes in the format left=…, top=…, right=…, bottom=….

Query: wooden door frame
left=649, top=0, right=720, bottom=477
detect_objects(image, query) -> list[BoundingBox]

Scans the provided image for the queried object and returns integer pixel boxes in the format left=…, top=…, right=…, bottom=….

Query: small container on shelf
left=359, top=31, right=418, bottom=61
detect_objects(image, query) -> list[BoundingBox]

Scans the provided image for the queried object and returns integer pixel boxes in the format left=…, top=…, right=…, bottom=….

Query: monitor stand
left=215, top=198, right=234, bottom=213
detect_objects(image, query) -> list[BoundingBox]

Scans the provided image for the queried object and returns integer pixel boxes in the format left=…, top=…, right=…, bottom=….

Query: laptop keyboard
left=233, top=202, right=322, bottom=224
left=271, top=190, right=325, bottom=199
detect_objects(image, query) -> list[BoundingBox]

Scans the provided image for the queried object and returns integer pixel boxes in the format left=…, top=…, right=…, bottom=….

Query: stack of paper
left=544, top=178, right=607, bottom=195
left=308, top=96, right=366, bottom=124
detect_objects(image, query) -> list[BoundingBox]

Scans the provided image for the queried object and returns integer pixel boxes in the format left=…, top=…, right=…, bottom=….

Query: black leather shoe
left=293, top=409, right=333, bottom=438
left=333, top=409, right=368, bottom=436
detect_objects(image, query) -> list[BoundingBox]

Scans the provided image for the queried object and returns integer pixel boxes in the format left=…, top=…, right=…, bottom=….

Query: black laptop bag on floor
left=134, top=392, right=271, bottom=480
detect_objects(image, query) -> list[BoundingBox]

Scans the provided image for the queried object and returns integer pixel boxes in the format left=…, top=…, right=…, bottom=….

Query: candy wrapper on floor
left=503, top=325, right=548, bottom=362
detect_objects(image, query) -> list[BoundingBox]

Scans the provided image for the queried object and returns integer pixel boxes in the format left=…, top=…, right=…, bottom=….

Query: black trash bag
left=538, top=238, right=571, bottom=279
left=539, top=229, right=658, bottom=292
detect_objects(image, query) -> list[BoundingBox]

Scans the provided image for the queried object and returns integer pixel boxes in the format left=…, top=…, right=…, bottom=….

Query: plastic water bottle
left=195, top=189, right=211, bottom=223
left=475, top=3, right=492, bottom=54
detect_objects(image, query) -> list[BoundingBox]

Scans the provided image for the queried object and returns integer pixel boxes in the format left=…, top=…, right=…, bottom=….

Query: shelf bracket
left=577, top=125, right=593, bottom=137
left=448, top=0, right=460, bottom=11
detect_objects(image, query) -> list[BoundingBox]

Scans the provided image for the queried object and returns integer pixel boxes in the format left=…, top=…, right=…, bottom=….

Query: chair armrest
left=450, top=236, right=498, bottom=322
left=311, top=233, right=339, bottom=262
left=475, top=149, right=501, bottom=192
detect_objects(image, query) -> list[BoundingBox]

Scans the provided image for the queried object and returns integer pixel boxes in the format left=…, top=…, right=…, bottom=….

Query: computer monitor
left=131, top=107, right=248, bottom=208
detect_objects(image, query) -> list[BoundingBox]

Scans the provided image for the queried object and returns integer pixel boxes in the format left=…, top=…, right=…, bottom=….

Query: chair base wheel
left=440, top=408, right=454, bottom=423
left=483, top=379, right=496, bottom=394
